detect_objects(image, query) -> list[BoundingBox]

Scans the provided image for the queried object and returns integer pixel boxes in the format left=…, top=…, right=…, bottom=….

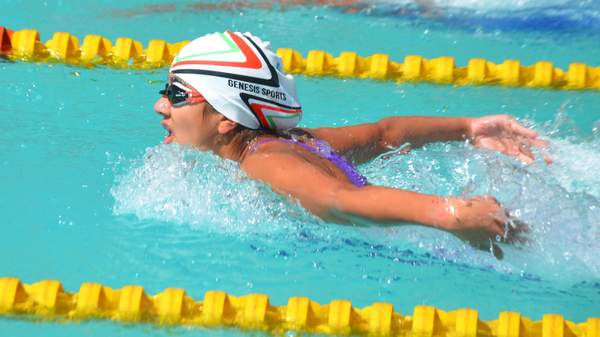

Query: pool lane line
left=0, top=26, right=13, bottom=56
left=0, top=277, right=599, bottom=337
left=2, top=27, right=600, bottom=90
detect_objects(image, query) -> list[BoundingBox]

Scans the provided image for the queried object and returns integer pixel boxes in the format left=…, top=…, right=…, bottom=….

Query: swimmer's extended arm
left=308, top=114, right=548, bottom=164
left=242, top=149, right=511, bottom=255
left=306, top=116, right=471, bottom=163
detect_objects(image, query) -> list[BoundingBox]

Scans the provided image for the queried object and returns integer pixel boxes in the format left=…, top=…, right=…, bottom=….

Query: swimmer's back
left=246, top=135, right=368, bottom=188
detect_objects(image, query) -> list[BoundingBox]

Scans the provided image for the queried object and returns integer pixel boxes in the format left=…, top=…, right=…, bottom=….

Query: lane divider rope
left=1, top=26, right=599, bottom=91
left=1, top=277, right=599, bottom=337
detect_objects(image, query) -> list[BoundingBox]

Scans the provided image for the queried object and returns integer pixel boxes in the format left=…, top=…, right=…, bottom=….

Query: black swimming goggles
left=159, top=81, right=206, bottom=107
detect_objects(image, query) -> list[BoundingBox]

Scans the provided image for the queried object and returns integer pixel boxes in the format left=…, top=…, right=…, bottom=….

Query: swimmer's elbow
left=375, top=118, right=391, bottom=145
left=291, top=184, right=353, bottom=224
left=312, top=185, right=365, bottom=224
left=375, top=117, right=407, bottom=149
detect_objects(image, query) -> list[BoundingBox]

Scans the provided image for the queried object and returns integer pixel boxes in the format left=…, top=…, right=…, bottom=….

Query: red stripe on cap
left=172, top=32, right=262, bottom=70
left=250, top=103, right=302, bottom=129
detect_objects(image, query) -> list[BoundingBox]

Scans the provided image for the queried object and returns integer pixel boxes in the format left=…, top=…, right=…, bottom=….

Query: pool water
left=1, top=0, right=600, bottom=336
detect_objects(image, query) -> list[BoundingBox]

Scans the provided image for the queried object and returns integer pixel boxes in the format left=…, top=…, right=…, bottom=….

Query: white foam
left=111, top=144, right=314, bottom=235
left=432, top=0, right=569, bottom=11
left=368, top=0, right=573, bottom=11
left=546, top=138, right=600, bottom=198
left=363, top=123, right=600, bottom=281
left=111, top=126, right=600, bottom=282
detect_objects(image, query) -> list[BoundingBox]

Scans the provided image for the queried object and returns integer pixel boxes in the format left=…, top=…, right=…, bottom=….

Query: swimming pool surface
left=1, top=0, right=600, bottom=336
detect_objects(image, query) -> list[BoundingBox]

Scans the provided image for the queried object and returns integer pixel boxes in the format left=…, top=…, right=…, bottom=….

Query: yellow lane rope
left=1, top=27, right=599, bottom=90
left=1, top=277, right=599, bottom=337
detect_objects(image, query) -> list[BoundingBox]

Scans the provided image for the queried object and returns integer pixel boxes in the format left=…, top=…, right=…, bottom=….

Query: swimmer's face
left=154, top=78, right=220, bottom=150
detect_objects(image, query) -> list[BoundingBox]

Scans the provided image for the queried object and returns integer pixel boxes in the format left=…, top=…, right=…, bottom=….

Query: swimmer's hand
left=444, top=196, right=528, bottom=259
left=468, top=115, right=551, bottom=164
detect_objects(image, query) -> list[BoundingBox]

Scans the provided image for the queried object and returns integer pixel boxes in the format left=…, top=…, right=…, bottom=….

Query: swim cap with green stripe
left=170, top=32, right=303, bottom=131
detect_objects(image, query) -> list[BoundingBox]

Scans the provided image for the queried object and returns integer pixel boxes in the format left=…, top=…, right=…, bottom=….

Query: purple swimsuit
left=253, top=137, right=368, bottom=187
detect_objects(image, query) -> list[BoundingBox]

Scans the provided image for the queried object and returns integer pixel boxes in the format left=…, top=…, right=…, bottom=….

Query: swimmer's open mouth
left=161, top=120, right=174, bottom=144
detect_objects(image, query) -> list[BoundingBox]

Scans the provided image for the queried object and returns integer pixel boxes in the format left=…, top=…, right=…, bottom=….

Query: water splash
left=112, top=114, right=599, bottom=282
left=361, top=112, right=600, bottom=281
left=111, top=144, right=317, bottom=236
left=362, top=0, right=600, bottom=32
left=369, top=0, right=594, bottom=12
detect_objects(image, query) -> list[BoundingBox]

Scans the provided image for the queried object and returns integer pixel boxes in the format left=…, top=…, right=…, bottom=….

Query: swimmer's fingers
left=527, top=137, right=550, bottom=149
left=490, top=208, right=530, bottom=244
left=503, top=214, right=530, bottom=244
left=476, top=135, right=552, bottom=164
left=522, top=137, right=554, bottom=164
left=468, top=238, right=504, bottom=260
left=476, top=240, right=504, bottom=260
left=506, top=216, right=530, bottom=233
left=504, top=228, right=529, bottom=245
left=503, top=136, right=550, bottom=164
left=514, top=139, right=555, bottom=165
left=509, top=118, right=552, bottom=164
left=491, top=242, right=504, bottom=260
left=475, top=137, right=533, bottom=163
left=504, top=139, right=535, bottom=164
left=517, top=142, right=537, bottom=164
left=474, top=137, right=507, bottom=153
left=491, top=212, right=509, bottom=237
left=542, top=152, right=554, bottom=164
left=475, top=116, right=552, bottom=164
left=508, top=118, right=539, bottom=139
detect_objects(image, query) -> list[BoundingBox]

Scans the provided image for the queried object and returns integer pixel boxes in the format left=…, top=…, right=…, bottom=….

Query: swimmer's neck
left=210, top=130, right=254, bottom=163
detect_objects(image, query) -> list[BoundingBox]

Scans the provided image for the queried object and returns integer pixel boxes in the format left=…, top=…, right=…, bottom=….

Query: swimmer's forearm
left=377, top=116, right=471, bottom=148
left=331, top=185, right=455, bottom=229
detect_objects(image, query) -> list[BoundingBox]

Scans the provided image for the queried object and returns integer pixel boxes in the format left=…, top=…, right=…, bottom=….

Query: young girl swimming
left=154, top=32, right=546, bottom=258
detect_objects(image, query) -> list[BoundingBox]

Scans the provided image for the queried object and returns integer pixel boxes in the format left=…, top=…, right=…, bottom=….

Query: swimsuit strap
left=251, top=137, right=368, bottom=187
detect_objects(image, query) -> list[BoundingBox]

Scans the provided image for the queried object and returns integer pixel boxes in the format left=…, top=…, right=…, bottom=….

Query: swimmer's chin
left=160, top=138, right=209, bottom=152
left=163, top=134, right=175, bottom=144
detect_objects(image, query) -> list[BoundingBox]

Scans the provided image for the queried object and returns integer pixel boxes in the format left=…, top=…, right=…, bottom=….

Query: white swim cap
left=170, top=31, right=302, bottom=131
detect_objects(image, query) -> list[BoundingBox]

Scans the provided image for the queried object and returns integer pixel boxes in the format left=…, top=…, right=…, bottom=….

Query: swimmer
left=154, top=32, right=546, bottom=258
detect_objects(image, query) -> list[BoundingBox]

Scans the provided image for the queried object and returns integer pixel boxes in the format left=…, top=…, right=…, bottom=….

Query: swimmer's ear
left=216, top=115, right=238, bottom=135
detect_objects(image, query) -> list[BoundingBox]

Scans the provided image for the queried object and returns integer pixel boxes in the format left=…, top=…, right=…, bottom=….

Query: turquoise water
left=2, top=0, right=600, bottom=336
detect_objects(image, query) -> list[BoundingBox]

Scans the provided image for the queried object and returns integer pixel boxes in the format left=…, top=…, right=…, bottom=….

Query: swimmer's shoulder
left=241, top=136, right=296, bottom=166
left=246, top=128, right=316, bottom=155
left=241, top=127, right=332, bottom=171
left=240, top=138, right=321, bottom=184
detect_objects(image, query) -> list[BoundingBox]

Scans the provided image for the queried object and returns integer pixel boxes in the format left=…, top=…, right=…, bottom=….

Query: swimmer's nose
left=154, top=97, right=171, bottom=117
